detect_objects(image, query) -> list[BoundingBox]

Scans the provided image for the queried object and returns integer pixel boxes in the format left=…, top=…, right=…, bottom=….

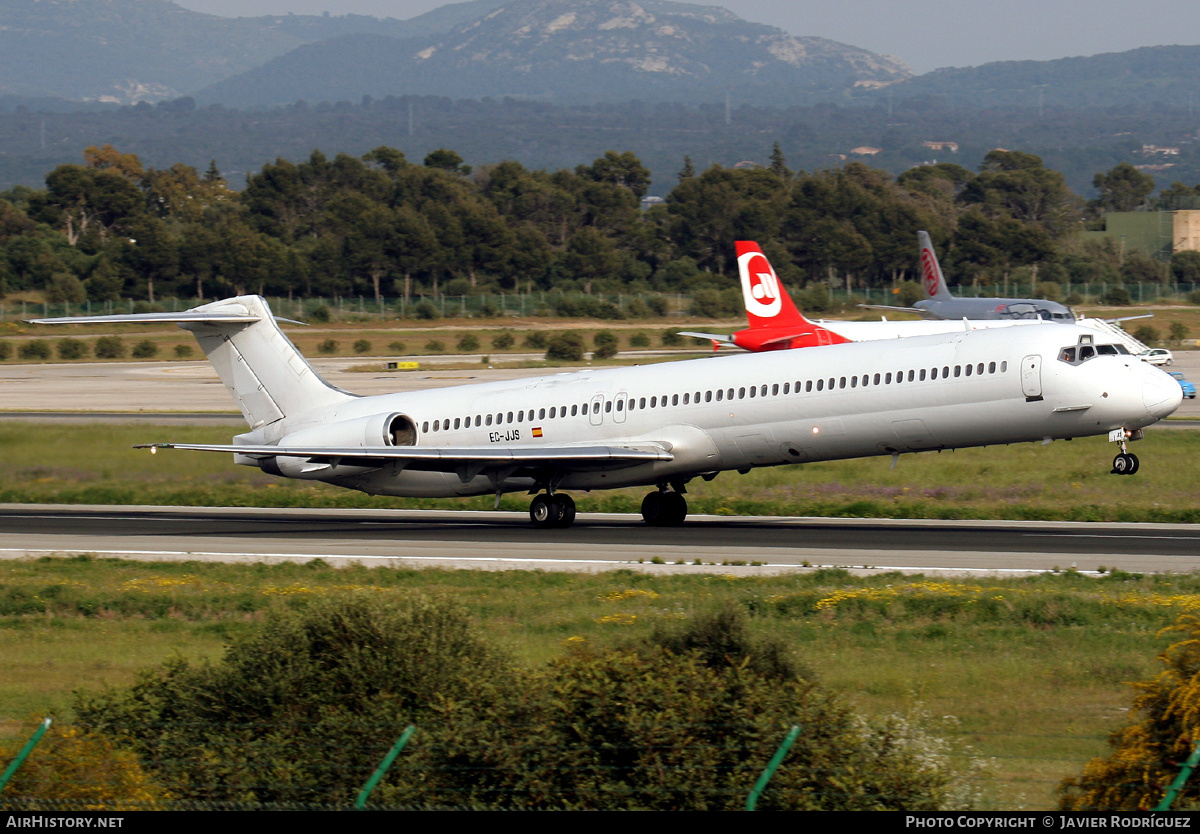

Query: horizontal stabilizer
left=860, top=304, right=921, bottom=314
left=677, top=331, right=735, bottom=344
left=29, top=310, right=304, bottom=326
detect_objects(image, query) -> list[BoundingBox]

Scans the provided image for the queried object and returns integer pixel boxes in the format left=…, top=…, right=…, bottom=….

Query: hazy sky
left=171, top=0, right=1200, bottom=74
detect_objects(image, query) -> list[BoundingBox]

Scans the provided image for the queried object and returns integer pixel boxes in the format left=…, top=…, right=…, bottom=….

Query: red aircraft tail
left=733, top=241, right=849, bottom=350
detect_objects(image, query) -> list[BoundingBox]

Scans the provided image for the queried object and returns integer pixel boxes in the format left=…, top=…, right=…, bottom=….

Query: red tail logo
left=746, top=254, right=778, bottom=307
left=921, top=247, right=941, bottom=297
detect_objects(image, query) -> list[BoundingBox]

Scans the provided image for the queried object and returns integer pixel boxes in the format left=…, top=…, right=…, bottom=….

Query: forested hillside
left=3, top=143, right=1196, bottom=312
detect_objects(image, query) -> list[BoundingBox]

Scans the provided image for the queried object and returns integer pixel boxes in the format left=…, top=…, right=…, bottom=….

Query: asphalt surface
left=1, top=504, right=1197, bottom=576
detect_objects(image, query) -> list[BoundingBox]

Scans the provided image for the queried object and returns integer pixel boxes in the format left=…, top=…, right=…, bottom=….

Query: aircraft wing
left=136, top=441, right=673, bottom=473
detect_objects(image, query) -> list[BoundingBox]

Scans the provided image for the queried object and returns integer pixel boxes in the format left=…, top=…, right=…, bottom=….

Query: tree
left=961, top=150, right=1084, bottom=239
left=1061, top=614, right=1200, bottom=810
left=769, top=141, right=790, bottom=180
left=423, top=148, right=471, bottom=176
left=1091, top=162, right=1155, bottom=214
left=577, top=151, right=650, bottom=199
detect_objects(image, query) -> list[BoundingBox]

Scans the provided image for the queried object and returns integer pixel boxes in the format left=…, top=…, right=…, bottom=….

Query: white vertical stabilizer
left=31, top=295, right=355, bottom=428
left=180, top=296, right=354, bottom=427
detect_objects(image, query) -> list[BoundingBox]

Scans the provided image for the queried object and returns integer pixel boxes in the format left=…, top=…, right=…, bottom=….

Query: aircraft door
left=589, top=393, right=605, bottom=426
left=1020, top=354, right=1043, bottom=399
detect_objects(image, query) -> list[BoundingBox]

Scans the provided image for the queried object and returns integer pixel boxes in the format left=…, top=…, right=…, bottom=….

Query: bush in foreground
left=73, top=599, right=967, bottom=810
left=1060, top=613, right=1200, bottom=810
left=74, top=593, right=514, bottom=806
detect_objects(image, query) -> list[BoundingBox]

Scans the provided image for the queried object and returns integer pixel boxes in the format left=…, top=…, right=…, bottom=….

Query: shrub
left=94, top=336, right=126, bottom=359
left=800, top=284, right=833, bottom=313
left=173, top=344, right=193, bottom=358
left=456, top=334, right=480, bottom=352
left=423, top=339, right=445, bottom=353
left=592, top=329, right=619, bottom=359
left=1061, top=614, right=1200, bottom=810
left=56, top=338, right=88, bottom=360
left=306, top=304, right=331, bottom=323
left=1133, top=325, right=1159, bottom=344
left=73, top=593, right=514, bottom=806
left=646, top=295, right=669, bottom=317
left=387, top=340, right=406, bottom=354
left=17, top=339, right=52, bottom=360
left=661, top=328, right=683, bottom=347
left=629, top=331, right=650, bottom=348
left=491, top=331, right=515, bottom=350
left=0, top=724, right=171, bottom=811
left=353, top=338, right=372, bottom=354
left=689, top=287, right=739, bottom=318
left=411, top=607, right=967, bottom=811
left=0, top=340, right=10, bottom=360
left=413, top=299, right=440, bottom=320
left=545, top=332, right=584, bottom=362
left=131, top=339, right=158, bottom=359
left=1102, top=286, right=1132, bottom=306
left=316, top=339, right=339, bottom=355
left=521, top=331, right=546, bottom=349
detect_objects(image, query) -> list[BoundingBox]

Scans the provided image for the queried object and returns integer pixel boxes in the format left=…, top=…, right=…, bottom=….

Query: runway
left=1, top=351, right=1197, bottom=576
left=1, top=504, right=1197, bottom=576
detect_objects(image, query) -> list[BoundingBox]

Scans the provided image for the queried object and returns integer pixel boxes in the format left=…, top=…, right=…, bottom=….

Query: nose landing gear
left=1111, top=452, right=1140, bottom=475
left=1109, top=427, right=1141, bottom=476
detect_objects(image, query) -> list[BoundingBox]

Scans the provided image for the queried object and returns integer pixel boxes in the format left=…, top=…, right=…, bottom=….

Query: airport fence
left=0, top=718, right=980, bottom=812
left=2, top=282, right=1199, bottom=324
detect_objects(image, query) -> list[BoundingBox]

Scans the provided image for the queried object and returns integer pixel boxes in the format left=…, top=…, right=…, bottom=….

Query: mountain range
left=0, top=0, right=912, bottom=106
left=3, top=0, right=1199, bottom=112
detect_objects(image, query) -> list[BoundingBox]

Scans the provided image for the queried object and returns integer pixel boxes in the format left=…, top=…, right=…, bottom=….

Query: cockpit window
left=1058, top=339, right=1129, bottom=364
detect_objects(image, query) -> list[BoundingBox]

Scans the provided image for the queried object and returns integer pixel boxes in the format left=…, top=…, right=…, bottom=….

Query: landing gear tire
left=641, top=491, right=687, bottom=526
left=530, top=493, right=575, bottom=529
left=1111, top=453, right=1140, bottom=475
left=555, top=494, right=576, bottom=527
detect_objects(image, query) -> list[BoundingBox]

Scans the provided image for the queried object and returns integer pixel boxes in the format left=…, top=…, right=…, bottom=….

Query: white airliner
left=680, top=241, right=1043, bottom=351
left=35, top=296, right=1180, bottom=528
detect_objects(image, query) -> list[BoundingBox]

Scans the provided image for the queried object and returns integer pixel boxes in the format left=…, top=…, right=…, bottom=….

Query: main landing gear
left=641, top=484, right=688, bottom=527
left=529, top=492, right=576, bottom=529
left=1109, top=427, right=1141, bottom=476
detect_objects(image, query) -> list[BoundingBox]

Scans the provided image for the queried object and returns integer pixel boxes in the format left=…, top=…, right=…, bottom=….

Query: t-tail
left=736, top=241, right=807, bottom=330
left=918, top=231, right=953, bottom=301
left=731, top=241, right=849, bottom=350
left=31, top=296, right=354, bottom=429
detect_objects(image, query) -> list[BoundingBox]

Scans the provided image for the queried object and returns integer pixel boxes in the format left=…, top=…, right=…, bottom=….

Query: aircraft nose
left=1143, top=368, right=1183, bottom=421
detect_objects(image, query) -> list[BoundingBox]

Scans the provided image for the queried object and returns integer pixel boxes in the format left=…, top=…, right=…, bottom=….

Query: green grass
left=3, top=422, right=1200, bottom=809
left=0, top=557, right=1194, bottom=810
left=1, top=422, right=1198, bottom=521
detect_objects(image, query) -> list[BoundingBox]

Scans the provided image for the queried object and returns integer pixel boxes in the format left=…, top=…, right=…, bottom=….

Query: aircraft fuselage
left=238, top=323, right=1177, bottom=499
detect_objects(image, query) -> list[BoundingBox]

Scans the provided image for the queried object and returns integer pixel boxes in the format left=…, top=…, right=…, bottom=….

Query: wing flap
left=135, top=442, right=673, bottom=473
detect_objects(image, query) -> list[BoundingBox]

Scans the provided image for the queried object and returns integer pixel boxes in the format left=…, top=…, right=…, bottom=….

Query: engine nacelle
left=278, top=412, right=416, bottom=449
left=257, top=412, right=416, bottom=481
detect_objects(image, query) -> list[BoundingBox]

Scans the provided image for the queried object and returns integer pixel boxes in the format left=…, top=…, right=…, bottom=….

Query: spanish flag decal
left=532, top=427, right=543, bottom=438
